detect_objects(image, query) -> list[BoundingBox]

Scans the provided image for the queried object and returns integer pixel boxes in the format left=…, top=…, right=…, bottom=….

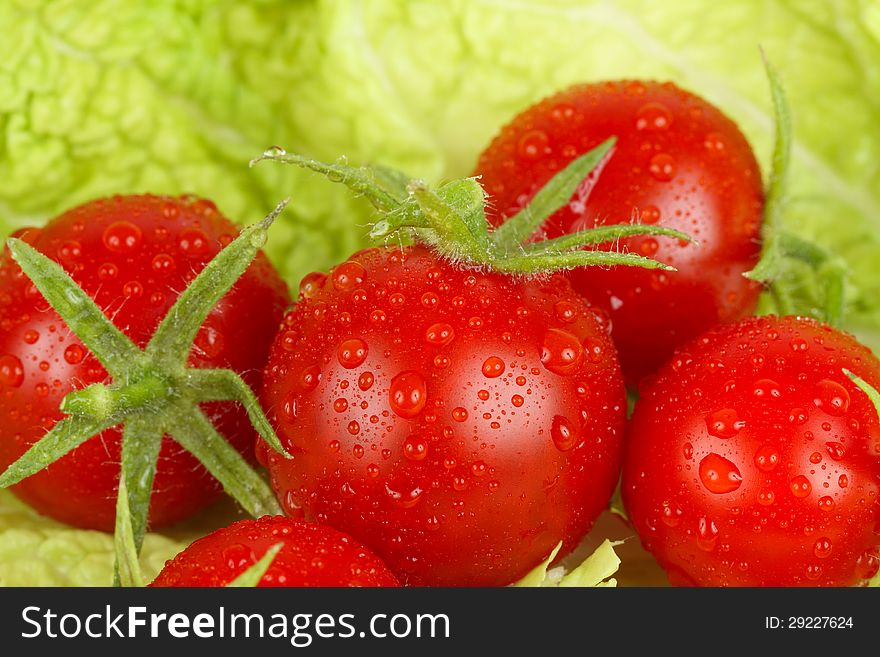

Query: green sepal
left=227, top=542, right=284, bottom=587
left=114, top=475, right=146, bottom=588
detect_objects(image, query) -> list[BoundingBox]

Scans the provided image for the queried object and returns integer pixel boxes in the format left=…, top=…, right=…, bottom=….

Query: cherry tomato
left=151, top=516, right=399, bottom=587
left=623, top=316, right=880, bottom=586
left=260, top=245, right=626, bottom=586
left=0, top=195, right=290, bottom=530
left=474, top=80, right=764, bottom=384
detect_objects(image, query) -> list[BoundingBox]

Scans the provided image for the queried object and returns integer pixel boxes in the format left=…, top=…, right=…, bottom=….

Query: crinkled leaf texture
left=2, top=0, right=879, bottom=339
left=514, top=540, right=621, bottom=588
left=0, top=490, right=208, bottom=586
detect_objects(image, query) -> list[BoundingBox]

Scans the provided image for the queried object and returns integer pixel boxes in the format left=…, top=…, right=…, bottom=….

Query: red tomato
left=474, top=80, right=764, bottom=384
left=623, top=316, right=880, bottom=586
left=0, top=195, right=290, bottom=530
left=259, top=245, right=626, bottom=586
left=150, top=516, right=399, bottom=587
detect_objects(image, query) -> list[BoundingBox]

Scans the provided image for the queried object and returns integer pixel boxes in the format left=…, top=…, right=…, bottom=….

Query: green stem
left=186, top=368, right=291, bottom=458
left=491, top=138, right=616, bottom=249
left=0, top=416, right=119, bottom=488
left=168, top=406, right=282, bottom=517
left=120, top=416, right=164, bottom=553
left=61, top=375, right=172, bottom=420
left=408, top=180, right=491, bottom=262
left=6, top=239, right=143, bottom=380
left=114, top=475, right=146, bottom=588
left=520, top=223, right=694, bottom=255
left=227, top=543, right=284, bottom=587
left=761, top=49, right=792, bottom=243
left=147, top=199, right=288, bottom=370
left=491, top=250, right=675, bottom=275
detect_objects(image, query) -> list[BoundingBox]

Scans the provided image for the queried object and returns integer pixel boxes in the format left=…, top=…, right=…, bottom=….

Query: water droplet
left=0, top=354, right=24, bottom=387
left=388, top=293, right=406, bottom=308
left=63, top=344, right=85, bottom=365
left=696, top=516, right=719, bottom=551
left=222, top=543, right=255, bottom=569
left=788, top=407, right=808, bottom=425
left=389, top=371, right=427, bottom=418
left=824, top=442, right=845, bottom=460
left=433, top=354, right=449, bottom=369
left=511, top=394, right=524, bottom=407
left=263, top=145, right=286, bottom=158
left=151, top=253, right=175, bottom=274
left=518, top=130, right=549, bottom=159
left=385, top=479, right=424, bottom=509
left=682, top=442, right=694, bottom=460
left=477, top=389, right=490, bottom=401
left=648, top=153, right=676, bottom=181
left=194, top=325, right=224, bottom=358
left=123, top=281, right=143, bottom=298
left=35, top=382, right=49, bottom=396
left=481, top=356, right=505, bottom=378
left=57, top=240, right=82, bottom=264
left=102, top=221, right=142, bottom=254
left=299, top=272, right=326, bottom=299
left=337, top=338, right=368, bottom=369
left=403, top=434, right=428, bottom=461
left=813, top=379, right=850, bottom=416
left=553, top=301, right=578, bottom=324
left=638, top=238, right=659, bottom=256
left=452, top=407, right=468, bottom=422
left=818, top=496, right=834, bottom=511
left=660, top=501, right=682, bottom=527
left=281, top=395, right=298, bottom=421
left=357, top=371, right=374, bottom=391
left=805, top=564, right=823, bottom=581
left=22, top=330, right=39, bottom=345
left=704, top=132, right=726, bottom=152
left=699, top=453, right=743, bottom=493
left=635, top=102, right=672, bottom=131
left=540, top=329, right=583, bottom=376
left=333, top=398, right=348, bottom=413
left=300, top=365, right=321, bottom=391
left=838, top=474, right=848, bottom=488
left=640, top=205, right=661, bottom=224
left=98, top=263, right=118, bottom=281
left=754, top=445, right=779, bottom=472
left=757, top=488, right=775, bottom=506
left=178, top=228, right=209, bottom=255
left=753, top=379, right=782, bottom=399
left=425, top=323, right=455, bottom=346
left=790, top=475, right=812, bottom=498
left=705, top=408, right=745, bottom=438
left=813, top=537, right=833, bottom=559
left=809, top=451, right=823, bottom=464
left=283, top=490, right=304, bottom=518
left=551, top=415, right=578, bottom=451
left=332, top=261, right=366, bottom=292
left=352, top=444, right=365, bottom=459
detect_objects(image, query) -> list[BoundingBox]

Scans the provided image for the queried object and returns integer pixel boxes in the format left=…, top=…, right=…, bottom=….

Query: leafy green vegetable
left=514, top=540, right=621, bottom=587
left=2, top=0, right=878, bottom=340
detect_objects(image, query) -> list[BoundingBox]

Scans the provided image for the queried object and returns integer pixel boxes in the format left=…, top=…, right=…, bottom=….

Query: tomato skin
left=150, top=516, right=399, bottom=587
left=260, top=245, right=626, bottom=586
left=0, top=195, right=290, bottom=530
left=623, top=316, right=880, bottom=586
left=474, top=80, right=763, bottom=384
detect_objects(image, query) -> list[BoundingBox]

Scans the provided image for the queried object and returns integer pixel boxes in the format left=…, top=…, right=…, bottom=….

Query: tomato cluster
left=1, top=79, right=878, bottom=588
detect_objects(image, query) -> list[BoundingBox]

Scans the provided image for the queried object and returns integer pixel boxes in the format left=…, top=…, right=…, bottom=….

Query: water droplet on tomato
left=551, top=415, right=578, bottom=451
left=788, top=407, right=808, bottom=425
left=283, top=490, right=304, bottom=518
left=813, top=379, right=850, bottom=416
left=22, top=330, right=39, bottom=345
left=518, top=130, right=549, bottom=160
left=682, top=442, right=694, bottom=460
left=753, top=444, right=779, bottom=472
left=0, top=354, right=24, bottom=387
left=102, top=221, right=142, bottom=254
left=385, top=478, right=424, bottom=508
left=705, top=408, right=745, bottom=438
left=790, top=475, right=812, bottom=498
left=511, top=394, right=524, bottom=407
left=818, top=496, right=835, bottom=511
left=357, top=371, right=374, bottom=391
left=178, top=228, right=209, bottom=255
left=838, top=474, right=848, bottom=488
left=403, top=434, right=428, bottom=461
left=57, top=240, right=82, bottom=264
left=696, top=516, right=719, bottom=551
left=337, top=338, right=368, bottom=369
left=757, top=488, right=775, bottom=506
left=753, top=379, right=782, bottom=399
left=332, top=261, right=366, bottom=291
left=389, top=371, right=427, bottom=418
left=299, top=272, right=326, bottom=299
left=123, top=281, right=143, bottom=298
left=554, top=300, right=578, bottom=323
left=452, top=407, right=468, bottom=422
left=300, top=365, right=321, bottom=391
left=640, top=205, right=661, bottom=224
left=540, top=329, right=583, bottom=376
left=638, top=238, right=659, bottom=256
left=194, top=325, right=224, bottom=358
left=151, top=253, right=175, bottom=274
left=63, top=344, right=85, bottom=365
left=660, top=501, right=682, bottom=527
left=635, top=102, right=672, bottom=131
left=813, top=537, right=833, bottom=559
left=699, top=453, right=743, bottom=493
left=481, top=356, right=505, bottom=378
left=425, top=323, right=455, bottom=346
left=824, top=442, right=845, bottom=460
left=222, top=543, right=255, bottom=569
left=98, top=263, right=118, bottom=281
left=333, top=398, right=348, bottom=413
left=648, top=153, right=676, bottom=181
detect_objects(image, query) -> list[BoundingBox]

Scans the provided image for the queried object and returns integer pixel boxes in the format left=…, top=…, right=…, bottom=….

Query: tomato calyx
left=251, top=144, right=694, bottom=276
left=746, top=53, right=847, bottom=324
left=0, top=200, right=293, bottom=581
